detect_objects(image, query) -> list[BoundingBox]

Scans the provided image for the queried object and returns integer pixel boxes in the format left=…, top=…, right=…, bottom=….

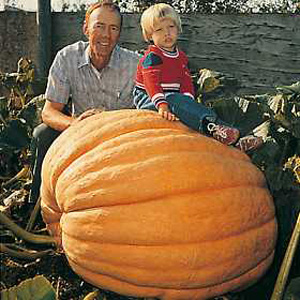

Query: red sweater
left=135, top=45, right=195, bottom=108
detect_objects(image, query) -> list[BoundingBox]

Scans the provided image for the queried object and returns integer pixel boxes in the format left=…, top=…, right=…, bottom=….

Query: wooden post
left=37, top=0, right=51, bottom=79
left=271, top=212, right=300, bottom=300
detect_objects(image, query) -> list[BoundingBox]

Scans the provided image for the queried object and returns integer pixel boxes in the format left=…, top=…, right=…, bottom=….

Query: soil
left=1, top=252, right=93, bottom=299
left=0, top=197, right=142, bottom=300
left=0, top=251, right=149, bottom=300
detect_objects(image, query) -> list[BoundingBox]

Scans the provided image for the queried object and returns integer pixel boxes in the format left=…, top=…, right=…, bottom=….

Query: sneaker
left=235, top=135, right=263, bottom=152
left=207, top=123, right=240, bottom=145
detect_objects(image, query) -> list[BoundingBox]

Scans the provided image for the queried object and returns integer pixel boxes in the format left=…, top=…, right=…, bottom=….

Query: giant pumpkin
left=41, top=109, right=277, bottom=300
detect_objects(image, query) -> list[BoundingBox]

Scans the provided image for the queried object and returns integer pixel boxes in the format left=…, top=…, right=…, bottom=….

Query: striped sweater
left=135, top=45, right=195, bottom=109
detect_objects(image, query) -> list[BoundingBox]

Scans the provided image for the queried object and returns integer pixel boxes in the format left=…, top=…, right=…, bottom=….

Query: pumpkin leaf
left=277, top=81, right=300, bottom=95
left=0, top=57, right=39, bottom=179
left=17, top=94, right=45, bottom=130
left=251, top=139, right=281, bottom=166
left=0, top=96, right=9, bottom=122
left=196, top=68, right=240, bottom=103
left=0, top=275, right=56, bottom=300
left=204, top=96, right=265, bottom=136
left=284, top=277, right=300, bottom=300
left=0, top=119, right=30, bottom=150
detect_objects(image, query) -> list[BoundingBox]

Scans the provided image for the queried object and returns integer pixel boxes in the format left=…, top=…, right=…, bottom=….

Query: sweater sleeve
left=180, top=53, right=195, bottom=99
left=141, top=52, right=168, bottom=108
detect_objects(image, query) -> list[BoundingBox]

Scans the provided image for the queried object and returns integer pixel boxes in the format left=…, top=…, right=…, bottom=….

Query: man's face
left=85, top=6, right=121, bottom=64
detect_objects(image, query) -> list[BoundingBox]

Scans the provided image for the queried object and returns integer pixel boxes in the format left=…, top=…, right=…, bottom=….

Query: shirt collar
left=78, top=44, right=120, bottom=70
left=157, top=45, right=179, bottom=58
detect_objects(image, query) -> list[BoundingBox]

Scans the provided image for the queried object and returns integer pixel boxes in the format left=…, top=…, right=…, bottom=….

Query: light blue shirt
left=45, top=41, right=139, bottom=115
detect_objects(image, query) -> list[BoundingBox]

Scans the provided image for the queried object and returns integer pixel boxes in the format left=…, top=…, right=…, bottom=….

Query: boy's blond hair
left=140, top=3, right=182, bottom=42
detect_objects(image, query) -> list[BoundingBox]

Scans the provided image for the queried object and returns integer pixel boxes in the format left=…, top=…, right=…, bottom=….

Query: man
left=29, top=1, right=139, bottom=204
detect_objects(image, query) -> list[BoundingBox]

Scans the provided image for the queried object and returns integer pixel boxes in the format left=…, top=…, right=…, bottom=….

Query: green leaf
left=277, top=81, right=300, bottom=95
left=284, top=276, right=300, bottom=300
left=252, top=140, right=281, bottom=166
left=283, top=277, right=300, bottom=300
left=0, top=119, right=30, bottom=150
left=196, top=68, right=240, bottom=102
left=210, top=97, right=265, bottom=136
left=0, top=275, right=56, bottom=300
left=17, top=95, right=44, bottom=130
left=0, top=96, right=9, bottom=121
left=291, top=118, right=300, bottom=139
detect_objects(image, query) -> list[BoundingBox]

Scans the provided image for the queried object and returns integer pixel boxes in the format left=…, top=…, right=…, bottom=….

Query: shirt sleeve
left=45, top=50, right=70, bottom=104
left=141, top=52, right=168, bottom=108
left=180, top=53, right=195, bottom=99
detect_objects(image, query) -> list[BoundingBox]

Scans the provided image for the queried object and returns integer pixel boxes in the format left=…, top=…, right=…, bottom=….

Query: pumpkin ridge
left=44, top=126, right=186, bottom=192
left=53, top=129, right=247, bottom=191
left=48, top=185, right=276, bottom=248
left=44, top=184, right=274, bottom=247
left=57, top=183, right=263, bottom=213
left=61, top=217, right=276, bottom=250
left=44, top=109, right=248, bottom=196
left=56, top=152, right=264, bottom=212
left=44, top=116, right=191, bottom=194
left=57, top=183, right=269, bottom=212
left=60, top=144, right=249, bottom=184
left=62, top=200, right=276, bottom=232
left=65, top=254, right=271, bottom=300
left=64, top=247, right=274, bottom=289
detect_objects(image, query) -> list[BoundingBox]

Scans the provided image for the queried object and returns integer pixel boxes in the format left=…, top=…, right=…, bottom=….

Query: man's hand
left=70, top=108, right=104, bottom=128
left=76, top=108, right=104, bottom=122
left=158, top=104, right=178, bottom=121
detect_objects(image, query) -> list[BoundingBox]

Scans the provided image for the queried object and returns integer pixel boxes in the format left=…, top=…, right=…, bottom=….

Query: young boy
left=133, top=3, right=263, bottom=151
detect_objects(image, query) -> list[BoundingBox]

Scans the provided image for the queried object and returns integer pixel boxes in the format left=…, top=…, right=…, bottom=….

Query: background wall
left=0, top=12, right=38, bottom=73
left=0, top=11, right=299, bottom=95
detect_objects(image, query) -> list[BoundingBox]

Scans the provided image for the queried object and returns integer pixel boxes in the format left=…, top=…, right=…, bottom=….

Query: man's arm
left=42, top=100, right=103, bottom=132
left=42, top=100, right=75, bottom=132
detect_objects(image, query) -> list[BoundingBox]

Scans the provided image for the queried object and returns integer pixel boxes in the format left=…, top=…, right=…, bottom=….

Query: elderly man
left=29, top=1, right=139, bottom=204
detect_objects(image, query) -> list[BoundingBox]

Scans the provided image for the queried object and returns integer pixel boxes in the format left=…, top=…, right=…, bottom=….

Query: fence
left=0, top=11, right=299, bottom=94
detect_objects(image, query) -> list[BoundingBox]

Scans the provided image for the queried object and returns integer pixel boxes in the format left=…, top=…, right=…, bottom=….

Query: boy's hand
left=158, top=104, right=178, bottom=121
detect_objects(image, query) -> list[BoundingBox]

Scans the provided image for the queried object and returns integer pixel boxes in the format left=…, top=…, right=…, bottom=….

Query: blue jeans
left=134, top=90, right=219, bottom=133
left=29, top=123, right=61, bottom=204
left=166, top=93, right=218, bottom=132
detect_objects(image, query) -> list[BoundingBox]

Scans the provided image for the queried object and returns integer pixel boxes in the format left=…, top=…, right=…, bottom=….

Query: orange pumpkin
left=41, top=109, right=277, bottom=300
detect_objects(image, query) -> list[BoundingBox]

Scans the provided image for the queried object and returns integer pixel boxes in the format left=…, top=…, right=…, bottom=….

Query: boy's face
left=151, top=18, right=178, bottom=52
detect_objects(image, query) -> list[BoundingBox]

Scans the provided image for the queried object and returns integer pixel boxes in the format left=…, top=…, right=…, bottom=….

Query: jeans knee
left=33, top=123, right=48, bottom=139
left=32, top=123, right=60, bottom=147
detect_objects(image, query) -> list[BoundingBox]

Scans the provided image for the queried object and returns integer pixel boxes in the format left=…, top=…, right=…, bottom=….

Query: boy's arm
left=180, top=54, right=195, bottom=99
left=141, top=52, right=168, bottom=109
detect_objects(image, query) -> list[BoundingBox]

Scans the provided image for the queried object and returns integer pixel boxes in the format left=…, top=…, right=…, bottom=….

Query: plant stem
left=0, top=244, right=54, bottom=260
left=26, top=196, right=41, bottom=232
left=2, top=165, right=30, bottom=188
left=0, top=211, right=55, bottom=245
left=271, top=212, right=300, bottom=300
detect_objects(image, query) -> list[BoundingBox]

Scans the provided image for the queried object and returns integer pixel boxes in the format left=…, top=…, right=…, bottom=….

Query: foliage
left=1, top=275, right=56, bottom=300
left=0, top=58, right=44, bottom=179
left=197, top=69, right=300, bottom=195
left=284, top=277, right=300, bottom=300
left=61, top=2, right=88, bottom=12
left=117, top=0, right=299, bottom=13
left=3, top=0, right=299, bottom=13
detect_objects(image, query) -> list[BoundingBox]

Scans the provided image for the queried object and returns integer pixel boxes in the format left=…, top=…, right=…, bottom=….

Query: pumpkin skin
left=41, top=109, right=277, bottom=300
